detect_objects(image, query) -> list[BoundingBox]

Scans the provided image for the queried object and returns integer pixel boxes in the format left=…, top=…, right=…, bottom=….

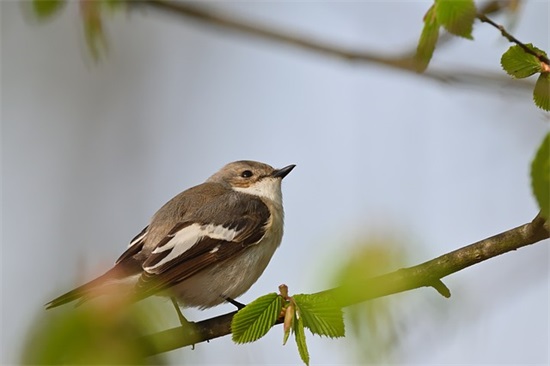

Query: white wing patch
left=129, top=230, right=147, bottom=248
left=144, top=223, right=240, bottom=271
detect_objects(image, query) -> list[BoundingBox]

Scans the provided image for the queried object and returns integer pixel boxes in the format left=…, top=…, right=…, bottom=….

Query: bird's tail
left=45, top=265, right=138, bottom=309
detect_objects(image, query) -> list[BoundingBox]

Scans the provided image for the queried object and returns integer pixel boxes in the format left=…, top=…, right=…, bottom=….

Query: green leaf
left=231, top=293, right=282, bottom=343
left=294, top=313, right=310, bottom=366
left=533, top=73, right=550, bottom=111
left=81, top=1, right=108, bottom=60
left=415, top=5, right=440, bottom=73
left=435, top=0, right=476, bottom=39
left=32, top=0, right=65, bottom=19
left=293, top=294, right=345, bottom=338
left=22, top=298, right=164, bottom=364
left=102, top=0, right=125, bottom=11
left=531, top=133, right=550, bottom=218
left=501, top=44, right=544, bottom=78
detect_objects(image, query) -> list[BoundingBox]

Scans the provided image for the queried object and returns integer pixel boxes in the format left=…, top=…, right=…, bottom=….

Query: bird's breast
left=169, top=202, right=285, bottom=308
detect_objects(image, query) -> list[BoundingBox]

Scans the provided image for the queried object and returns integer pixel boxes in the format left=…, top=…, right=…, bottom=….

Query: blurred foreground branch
left=141, top=212, right=549, bottom=356
left=137, top=0, right=532, bottom=92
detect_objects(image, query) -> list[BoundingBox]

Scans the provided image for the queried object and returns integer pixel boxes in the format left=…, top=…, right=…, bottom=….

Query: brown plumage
left=46, top=160, right=295, bottom=310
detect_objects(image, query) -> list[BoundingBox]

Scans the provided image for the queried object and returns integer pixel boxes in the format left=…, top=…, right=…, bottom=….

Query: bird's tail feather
left=45, top=283, right=94, bottom=309
left=45, top=265, right=135, bottom=309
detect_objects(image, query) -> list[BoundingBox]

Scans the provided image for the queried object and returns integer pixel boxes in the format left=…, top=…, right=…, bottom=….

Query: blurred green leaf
left=22, top=299, right=164, bottom=364
left=232, top=293, right=282, bottom=343
left=531, top=133, right=550, bottom=218
left=415, top=5, right=440, bottom=72
left=294, top=313, right=310, bottom=366
left=533, top=73, right=550, bottom=111
left=435, top=0, right=476, bottom=39
left=501, top=44, right=545, bottom=78
left=81, top=1, right=108, bottom=60
left=332, top=240, right=408, bottom=363
left=102, top=0, right=125, bottom=11
left=293, top=294, right=345, bottom=338
left=334, top=242, right=407, bottom=305
left=32, top=0, right=65, bottom=19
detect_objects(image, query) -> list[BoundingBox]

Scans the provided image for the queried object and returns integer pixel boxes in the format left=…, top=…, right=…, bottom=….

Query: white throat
left=232, top=177, right=283, bottom=205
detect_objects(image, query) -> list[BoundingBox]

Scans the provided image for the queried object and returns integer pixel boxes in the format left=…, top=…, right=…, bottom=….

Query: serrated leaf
left=531, top=133, right=550, bottom=218
left=293, top=294, right=345, bottom=338
left=415, top=5, right=440, bottom=73
left=501, top=44, right=544, bottom=78
left=533, top=73, right=550, bottom=111
left=435, top=0, right=476, bottom=39
left=32, top=0, right=65, bottom=19
left=231, top=293, right=281, bottom=344
left=294, top=313, right=310, bottom=366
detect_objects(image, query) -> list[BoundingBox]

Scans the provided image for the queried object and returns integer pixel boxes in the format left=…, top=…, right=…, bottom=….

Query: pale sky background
left=2, top=1, right=549, bottom=365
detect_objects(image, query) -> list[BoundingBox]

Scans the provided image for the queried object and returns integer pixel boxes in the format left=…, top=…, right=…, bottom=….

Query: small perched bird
left=46, top=160, right=295, bottom=315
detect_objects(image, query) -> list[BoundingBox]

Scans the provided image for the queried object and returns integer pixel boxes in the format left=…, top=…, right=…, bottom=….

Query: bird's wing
left=135, top=196, right=270, bottom=299
left=115, top=225, right=149, bottom=264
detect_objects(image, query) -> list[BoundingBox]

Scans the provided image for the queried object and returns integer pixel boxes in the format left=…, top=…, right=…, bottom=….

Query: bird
left=45, top=160, right=295, bottom=319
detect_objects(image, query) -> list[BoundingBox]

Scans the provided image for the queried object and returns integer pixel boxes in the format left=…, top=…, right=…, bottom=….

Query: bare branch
left=134, top=0, right=534, bottom=92
left=140, top=212, right=549, bottom=356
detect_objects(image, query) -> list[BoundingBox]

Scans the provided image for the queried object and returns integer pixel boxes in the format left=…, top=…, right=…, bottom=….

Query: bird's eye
left=241, top=170, right=253, bottom=178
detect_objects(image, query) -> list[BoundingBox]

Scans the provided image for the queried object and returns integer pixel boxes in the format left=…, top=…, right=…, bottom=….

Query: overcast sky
left=2, top=1, right=549, bottom=364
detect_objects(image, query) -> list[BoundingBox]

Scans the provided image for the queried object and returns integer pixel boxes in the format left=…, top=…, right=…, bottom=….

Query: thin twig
left=140, top=212, right=549, bottom=356
left=477, top=13, right=550, bottom=66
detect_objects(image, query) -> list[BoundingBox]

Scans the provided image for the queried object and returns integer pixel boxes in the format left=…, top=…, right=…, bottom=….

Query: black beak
left=272, top=164, right=296, bottom=179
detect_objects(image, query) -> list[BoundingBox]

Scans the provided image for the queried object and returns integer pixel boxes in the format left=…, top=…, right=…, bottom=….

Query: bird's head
left=207, top=160, right=295, bottom=203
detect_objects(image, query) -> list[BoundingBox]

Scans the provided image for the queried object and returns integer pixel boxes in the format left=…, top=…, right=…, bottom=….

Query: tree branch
left=134, top=0, right=534, bottom=91
left=477, top=13, right=550, bottom=66
left=140, top=212, right=549, bottom=356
